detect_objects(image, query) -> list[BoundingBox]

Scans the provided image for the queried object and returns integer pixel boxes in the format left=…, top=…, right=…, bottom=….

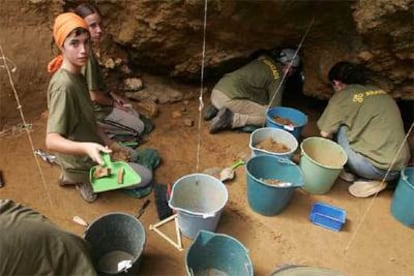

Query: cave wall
left=0, top=0, right=413, bottom=128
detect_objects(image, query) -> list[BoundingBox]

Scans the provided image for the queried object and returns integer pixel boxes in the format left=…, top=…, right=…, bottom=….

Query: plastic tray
left=309, top=202, right=346, bottom=231
left=90, top=153, right=141, bottom=193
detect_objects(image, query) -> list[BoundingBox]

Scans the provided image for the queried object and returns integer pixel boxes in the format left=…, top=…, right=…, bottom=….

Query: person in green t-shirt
left=204, top=48, right=301, bottom=134
left=74, top=3, right=147, bottom=141
left=317, top=61, right=410, bottom=197
left=46, top=13, right=153, bottom=203
left=0, top=199, right=96, bottom=275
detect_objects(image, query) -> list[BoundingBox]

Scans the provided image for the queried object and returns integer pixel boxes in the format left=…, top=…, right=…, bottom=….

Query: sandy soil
left=0, top=88, right=413, bottom=275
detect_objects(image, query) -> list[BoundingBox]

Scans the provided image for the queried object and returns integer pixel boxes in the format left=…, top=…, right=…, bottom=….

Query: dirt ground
left=0, top=82, right=413, bottom=275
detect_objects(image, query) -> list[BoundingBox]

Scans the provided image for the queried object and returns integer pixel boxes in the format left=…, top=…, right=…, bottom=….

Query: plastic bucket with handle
left=168, top=173, right=228, bottom=239
left=391, top=167, right=414, bottom=228
left=185, top=230, right=253, bottom=276
left=299, top=137, right=347, bottom=194
left=246, top=155, right=303, bottom=216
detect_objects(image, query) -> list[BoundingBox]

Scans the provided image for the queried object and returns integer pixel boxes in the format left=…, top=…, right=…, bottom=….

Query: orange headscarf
left=47, top=12, right=89, bottom=73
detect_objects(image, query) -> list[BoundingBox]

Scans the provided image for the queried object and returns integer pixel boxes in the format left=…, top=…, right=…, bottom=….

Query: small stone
left=183, top=118, right=194, bottom=127
left=104, top=58, right=115, bottom=69
left=172, top=111, right=182, bottom=118
left=358, top=51, right=374, bottom=61
left=123, top=78, right=143, bottom=91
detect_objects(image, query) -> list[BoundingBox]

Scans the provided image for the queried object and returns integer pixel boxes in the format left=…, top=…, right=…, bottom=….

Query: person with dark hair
left=74, top=3, right=147, bottom=142
left=318, top=61, right=410, bottom=197
left=0, top=199, right=96, bottom=275
left=204, top=48, right=301, bottom=134
left=46, top=12, right=153, bottom=202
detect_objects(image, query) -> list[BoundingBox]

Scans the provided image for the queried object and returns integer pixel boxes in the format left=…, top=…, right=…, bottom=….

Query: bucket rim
left=249, top=127, right=298, bottom=156
left=400, top=166, right=414, bottom=189
left=300, top=137, right=348, bottom=169
left=168, top=173, right=229, bottom=217
left=266, top=106, right=308, bottom=127
left=246, top=155, right=304, bottom=188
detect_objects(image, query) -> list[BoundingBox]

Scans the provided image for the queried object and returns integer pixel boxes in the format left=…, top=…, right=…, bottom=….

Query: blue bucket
left=391, top=167, right=414, bottom=228
left=246, top=155, right=303, bottom=216
left=168, top=173, right=228, bottom=239
left=185, top=230, right=253, bottom=276
left=266, top=107, right=308, bottom=139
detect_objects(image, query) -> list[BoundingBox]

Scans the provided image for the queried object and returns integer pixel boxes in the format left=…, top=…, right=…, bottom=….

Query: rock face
left=0, top=0, right=413, bottom=128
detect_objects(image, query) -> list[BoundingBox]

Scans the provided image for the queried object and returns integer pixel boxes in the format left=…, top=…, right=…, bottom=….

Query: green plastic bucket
left=391, top=167, right=414, bottom=228
left=186, top=230, right=253, bottom=276
left=299, top=137, right=347, bottom=194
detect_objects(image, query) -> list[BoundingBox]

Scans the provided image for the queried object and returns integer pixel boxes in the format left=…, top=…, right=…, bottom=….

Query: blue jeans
left=336, top=126, right=400, bottom=181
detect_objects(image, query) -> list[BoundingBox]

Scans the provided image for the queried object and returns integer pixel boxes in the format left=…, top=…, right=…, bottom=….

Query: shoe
left=339, top=170, right=356, bottom=182
left=209, top=108, right=234, bottom=134
left=348, top=180, right=387, bottom=198
left=238, top=125, right=260, bottom=133
left=58, top=174, right=79, bottom=186
left=203, top=105, right=218, bottom=121
left=76, top=183, right=98, bottom=203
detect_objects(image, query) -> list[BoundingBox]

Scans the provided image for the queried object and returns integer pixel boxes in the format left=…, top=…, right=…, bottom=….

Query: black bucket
left=84, top=212, right=146, bottom=274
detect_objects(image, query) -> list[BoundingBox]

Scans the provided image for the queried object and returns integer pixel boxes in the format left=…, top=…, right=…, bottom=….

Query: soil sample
left=261, top=178, right=292, bottom=187
left=273, top=116, right=295, bottom=126
left=255, top=138, right=290, bottom=153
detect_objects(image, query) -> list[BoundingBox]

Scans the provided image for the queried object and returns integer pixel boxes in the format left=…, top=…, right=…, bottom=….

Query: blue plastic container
left=168, top=173, right=228, bottom=239
left=246, top=155, right=303, bottom=216
left=391, top=167, right=414, bottom=228
left=186, top=230, right=253, bottom=276
left=266, top=106, right=308, bottom=139
left=309, top=202, right=346, bottom=231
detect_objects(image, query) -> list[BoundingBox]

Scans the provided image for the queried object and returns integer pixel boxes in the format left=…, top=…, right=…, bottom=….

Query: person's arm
left=45, top=133, right=110, bottom=165
left=90, top=90, right=113, bottom=106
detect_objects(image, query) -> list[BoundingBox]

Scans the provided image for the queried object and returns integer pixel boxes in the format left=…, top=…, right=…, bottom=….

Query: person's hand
left=82, top=143, right=111, bottom=165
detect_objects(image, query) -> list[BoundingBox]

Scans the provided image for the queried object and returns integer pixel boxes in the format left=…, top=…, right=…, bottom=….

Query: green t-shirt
left=0, top=199, right=96, bottom=275
left=47, top=69, right=102, bottom=179
left=214, top=55, right=284, bottom=107
left=82, top=53, right=112, bottom=120
left=317, top=84, right=410, bottom=170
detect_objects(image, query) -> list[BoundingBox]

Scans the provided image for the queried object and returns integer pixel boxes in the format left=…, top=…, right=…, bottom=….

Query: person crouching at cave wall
left=317, top=61, right=410, bottom=198
left=204, top=48, right=301, bottom=134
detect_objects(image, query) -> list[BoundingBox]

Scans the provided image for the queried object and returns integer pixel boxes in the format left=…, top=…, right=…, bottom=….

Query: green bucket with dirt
left=299, top=137, right=347, bottom=194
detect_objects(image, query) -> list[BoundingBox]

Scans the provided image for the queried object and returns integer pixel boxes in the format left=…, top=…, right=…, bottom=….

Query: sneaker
left=348, top=180, right=387, bottom=198
left=203, top=105, right=218, bottom=121
left=209, top=108, right=234, bottom=134
left=76, top=183, right=98, bottom=203
left=58, top=174, right=79, bottom=186
left=339, top=170, right=356, bottom=182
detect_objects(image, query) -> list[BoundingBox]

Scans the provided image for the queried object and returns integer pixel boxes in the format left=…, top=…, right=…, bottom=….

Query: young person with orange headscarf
left=46, top=13, right=153, bottom=202
left=74, top=3, right=149, bottom=142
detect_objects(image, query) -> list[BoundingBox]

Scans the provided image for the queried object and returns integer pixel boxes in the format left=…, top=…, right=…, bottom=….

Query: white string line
left=0, top=45, right=54, bottom=207
left=264, top=16, right=315, bottom=126
left=195, top=0, right=208, bottom=173
left=344, top=121, right=414, bottom=254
